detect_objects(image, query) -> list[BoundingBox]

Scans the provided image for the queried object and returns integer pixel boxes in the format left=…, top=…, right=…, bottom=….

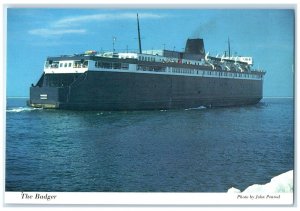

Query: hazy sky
left=6, top=8, right=294, bottom=97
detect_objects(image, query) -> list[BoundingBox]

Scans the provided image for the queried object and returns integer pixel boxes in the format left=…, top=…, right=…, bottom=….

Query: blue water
left=5, top=98, right=294, bottom=192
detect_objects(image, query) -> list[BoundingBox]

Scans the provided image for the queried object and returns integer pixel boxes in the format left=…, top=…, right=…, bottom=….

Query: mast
left=137, top=13, right=142, bottom=54
left=228, top=37, right=231, bottom=58
left=112, top=36, right=116, bottom=53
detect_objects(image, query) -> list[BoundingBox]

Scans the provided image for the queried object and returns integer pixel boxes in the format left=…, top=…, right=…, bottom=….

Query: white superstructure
left=42, top=50, right=263, bottom=81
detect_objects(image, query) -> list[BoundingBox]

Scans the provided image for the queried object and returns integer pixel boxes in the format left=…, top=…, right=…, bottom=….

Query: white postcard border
left=4, top=192, right=294, bottom=205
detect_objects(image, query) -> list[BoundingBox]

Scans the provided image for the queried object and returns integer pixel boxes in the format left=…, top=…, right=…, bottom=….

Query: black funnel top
left=185, top=38, right=205, bottom=55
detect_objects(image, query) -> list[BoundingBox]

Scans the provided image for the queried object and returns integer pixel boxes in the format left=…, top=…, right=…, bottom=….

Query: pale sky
left=7, top=8, right=294, bottom=97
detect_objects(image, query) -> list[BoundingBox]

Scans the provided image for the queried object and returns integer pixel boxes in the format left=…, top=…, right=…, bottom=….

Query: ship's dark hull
left=28, top=71, right=263, bottom=110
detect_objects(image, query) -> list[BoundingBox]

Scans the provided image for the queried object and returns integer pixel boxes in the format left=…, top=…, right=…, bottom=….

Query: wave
left=6, top=107, right=42, bottom=113
left=227, top=170, right=293, bottom=193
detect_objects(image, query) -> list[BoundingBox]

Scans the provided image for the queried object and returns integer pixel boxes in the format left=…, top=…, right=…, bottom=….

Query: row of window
left=173, top=68, right=193, bottom=74
left=139, top=56, right=156, bottom=62
left=95, top=61, right=129, bottom=70
left=60, top=62, right=72, bottom=68
left=45, top=61, right=88, bottom=69
left=137, top=65, right=166, bottom=72
left=138, top=56, right=203, bottom=66
left=171, top=68, right=262, bottom=79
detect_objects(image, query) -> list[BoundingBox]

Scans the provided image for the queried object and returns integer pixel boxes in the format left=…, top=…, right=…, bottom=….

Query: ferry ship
left=28, top=14, right=265, bottom=110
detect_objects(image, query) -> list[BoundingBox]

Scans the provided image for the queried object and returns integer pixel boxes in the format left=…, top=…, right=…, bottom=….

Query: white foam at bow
left=6, top=107, right=42, bottom=113
left=227, top=170, right=293, bottom=193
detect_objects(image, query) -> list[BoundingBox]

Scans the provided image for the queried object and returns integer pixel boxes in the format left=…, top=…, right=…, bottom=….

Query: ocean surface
left=5, top=98, right=294, bottom=192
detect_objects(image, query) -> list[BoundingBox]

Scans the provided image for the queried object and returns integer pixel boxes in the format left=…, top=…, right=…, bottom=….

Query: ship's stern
left=28, top=86, right=68, bottom=109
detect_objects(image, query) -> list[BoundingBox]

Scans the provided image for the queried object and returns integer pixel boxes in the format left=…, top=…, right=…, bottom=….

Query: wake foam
left=184, top=106, right=207, bottom=111
left=6, top=107, right=42, bottom=113
left=227, top=170, right=293, bottom=193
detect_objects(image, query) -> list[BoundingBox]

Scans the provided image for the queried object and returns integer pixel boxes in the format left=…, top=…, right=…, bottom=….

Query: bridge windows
left=44, top=61, right=59, bottom=68
left=45, top=60, right=89, bottom=69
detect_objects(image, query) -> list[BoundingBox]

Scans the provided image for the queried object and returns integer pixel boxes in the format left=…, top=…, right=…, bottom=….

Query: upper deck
left=43, top=50, right=265, bottom=81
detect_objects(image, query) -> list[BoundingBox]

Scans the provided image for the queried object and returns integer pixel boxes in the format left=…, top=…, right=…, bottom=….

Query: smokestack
left=185, top=38, right=205, bottom=55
